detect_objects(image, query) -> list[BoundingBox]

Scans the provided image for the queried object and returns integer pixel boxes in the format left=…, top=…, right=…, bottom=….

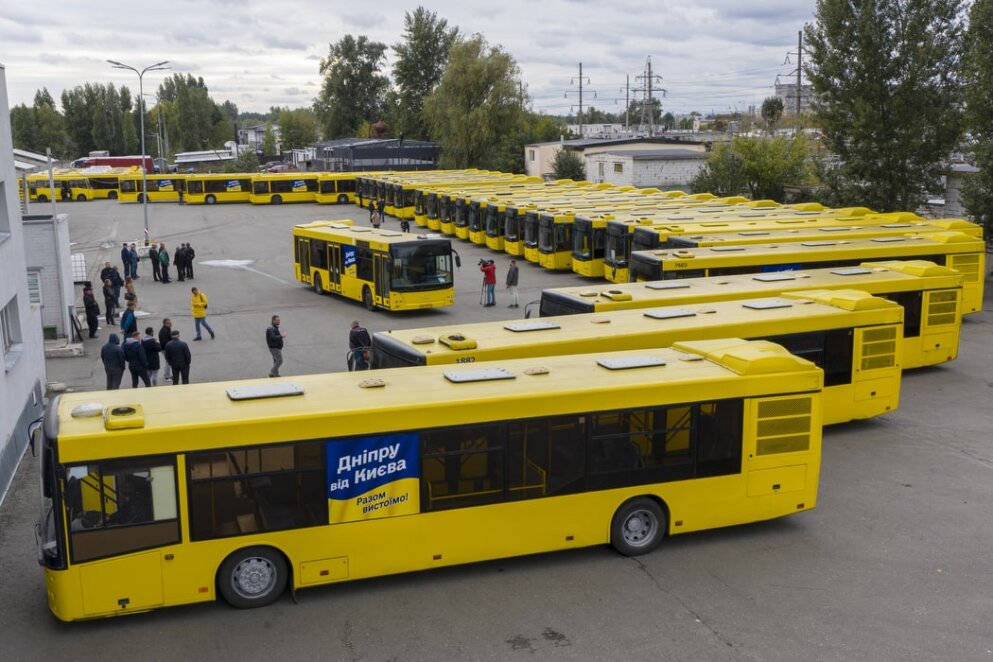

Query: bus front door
left=298, top=239, right=311, bottom=284
left=329, top=244, right=342, bottom=293
left=374, top=254, right=390, bottom=308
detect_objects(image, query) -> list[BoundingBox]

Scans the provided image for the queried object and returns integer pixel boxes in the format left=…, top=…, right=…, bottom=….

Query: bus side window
left=695, top=400, right=743, bottom=477
left=421, top=425, right=504, bottom=511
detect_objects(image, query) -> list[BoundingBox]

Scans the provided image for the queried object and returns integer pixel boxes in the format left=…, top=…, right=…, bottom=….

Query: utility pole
left=625, top=74, right=630, bottom=132
left=570, top=63, right=591, bottom=138
left=634, top=56, right=665, bottom=136
left=795, top=30, right=803, bottom=130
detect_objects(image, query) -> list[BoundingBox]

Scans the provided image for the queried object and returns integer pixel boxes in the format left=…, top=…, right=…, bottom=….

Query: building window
left=26, top=270, right=42, bottom=305
left=1, top=297, right=21, bottom=357
left=0, top=180, right=10, bottom=236
left=529, top=150, right=536, bottom=162
left=613, top=163, right=624, bottom=173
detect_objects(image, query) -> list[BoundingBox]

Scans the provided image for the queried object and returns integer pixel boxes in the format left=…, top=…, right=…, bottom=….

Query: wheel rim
left=621, top=509, right=657, bottom=548
left=231, top=556, right=277, bottom=600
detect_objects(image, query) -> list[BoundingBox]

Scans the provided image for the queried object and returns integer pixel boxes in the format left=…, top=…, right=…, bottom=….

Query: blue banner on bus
left=326, top=434, right=420, bottom=522
left=343, top=245, right=356, bottom=268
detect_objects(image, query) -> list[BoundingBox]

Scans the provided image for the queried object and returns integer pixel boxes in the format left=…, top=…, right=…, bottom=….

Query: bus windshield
left=389, top=243, right=454, bottom=290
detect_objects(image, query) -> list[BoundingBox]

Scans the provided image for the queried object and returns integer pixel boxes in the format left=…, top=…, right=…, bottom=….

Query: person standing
left=184, top=243, right=196, bottom=279
left=506, top=259, right=520, bottom=308
left=349, top=320, right=372, bottom=371
left=149, top=244, right=161, bottom=282
left=82, top=287, right=100, bottom=338
left=175, top=245, right=186, bottom=282
left=266, top=314, right=285, bottom=377
left=100, top=333, right=125, bottom=390
left=158, top=319, right=174, bottom=382
left=368, top=200, right=375, bottom=223
left=123, top=331, right=151, bottom=388
left=377, top=198, right=386, bottom=225
left=129, top=243, right=140, bottom=279
left=102, top=278, right=117, bottom=326
left=142, top=326, right=162, bottom=386
left=99, top=261, right=115, bottom=285
left=480, top=259, right=497, bottom=307
left=110, top=266, right=124, bottom=306
left=164, top=330, right=192, bottom=385
left=190, top=287, right=215, bottom=340
left=124, top=276, right=138, bottom=309
left=120, top=301, right=138, bottom=337
left=158, top=244, right=171, bottom=283
left=121, top=242, right=132, bottom=278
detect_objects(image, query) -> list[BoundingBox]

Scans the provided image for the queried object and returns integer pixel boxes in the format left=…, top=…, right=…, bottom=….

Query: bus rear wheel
left=108, top=191, right=118, bottom=200
left=610, top=497, right=666, bottom=557
left=362, top=286, right=375, bottom=311
left=218, top=546, right=288, bottom=609
left=337, top=194, right=347, bottom=204
left=205, top=194, right=216, bottom=205
left=38, top=194, right=48, bottom=202
left=271, top=195, right=282, bottom=205
left=313, top=273, right=324, bottom=295
left=76, top=194, right=87, bottom=201
left=137, top=193, right=145, bottom=203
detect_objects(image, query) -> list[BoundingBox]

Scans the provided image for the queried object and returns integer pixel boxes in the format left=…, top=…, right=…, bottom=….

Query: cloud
left=259, top=34, right=307, bottom=50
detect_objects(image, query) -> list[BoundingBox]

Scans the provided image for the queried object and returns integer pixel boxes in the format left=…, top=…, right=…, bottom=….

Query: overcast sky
left=1, top=1, right=817, bottom=118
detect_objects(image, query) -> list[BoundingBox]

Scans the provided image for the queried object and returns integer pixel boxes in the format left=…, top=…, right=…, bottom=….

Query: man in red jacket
left=480, top=259, right=497, bottom=307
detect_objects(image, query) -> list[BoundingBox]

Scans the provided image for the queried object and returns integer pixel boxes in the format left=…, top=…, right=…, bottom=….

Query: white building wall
left=585, top=154, right=634, bottom=186
left=0, top=64, right=47, bottom=506
left=631, top=159, right=707, bottom=189
left=23, top=214, right=74, bottom=337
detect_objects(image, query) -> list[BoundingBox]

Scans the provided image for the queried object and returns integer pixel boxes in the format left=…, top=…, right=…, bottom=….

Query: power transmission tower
left=568, top=63, right=593, bottom=137
left=633, top=56, right=665, bottom=136
left=781, top=30, right=805, bottom=132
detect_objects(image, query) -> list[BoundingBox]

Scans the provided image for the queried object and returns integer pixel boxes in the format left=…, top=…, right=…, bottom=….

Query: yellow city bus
left=373, top=289, right=902, bottom=425
left=293, top=221, right=457, bottom=311
left=629, top=232, right=985, bottom=314
left=184, top=173, right=253, bottom=204
left=37, top=338, right=824, bottom=621
left=26, top=172, right=94, bottom=202
left=251, top=173, right=319, bottom=204
left=118, top=174, right=186, bottom=203
left=535, top=260, right=962, bottom=370
left=83, top=167, right=135, bottom=200
left=316, top=173, right=360, bottom=205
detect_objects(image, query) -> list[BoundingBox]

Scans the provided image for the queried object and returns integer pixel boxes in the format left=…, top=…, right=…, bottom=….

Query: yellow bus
left=373, top=289, right=902, bottom=425
left=37, top=338, right=823, bottom=621
left=26, top=172, right=94, bottom=202
left=251, top=173, right=319, bottom=205
left=82, top=167, right=135, bottom=200
left=184, top=173, right=253, bottom=204
left=293, top=221, right=457, bottom=311
left=629, top=232, right=985, bottom=314
left=118, top=174, right=186, bottom=203
left=536, top=260, right=962, bottom=370
left=316, top=173, right=360, bottom=204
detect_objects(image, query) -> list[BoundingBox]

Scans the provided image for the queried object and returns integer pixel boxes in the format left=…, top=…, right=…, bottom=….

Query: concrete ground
left=1, top=198, right=992, bottom=661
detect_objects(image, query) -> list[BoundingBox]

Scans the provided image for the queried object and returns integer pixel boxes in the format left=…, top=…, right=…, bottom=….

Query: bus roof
left=52, top=339, right=822, bottom=461
left=293, top=221, right=449, bottom=247
left=666, top=219, right=982, bottom=246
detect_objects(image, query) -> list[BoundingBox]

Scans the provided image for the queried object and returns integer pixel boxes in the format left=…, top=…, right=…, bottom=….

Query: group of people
left=365, top=199, right=410, bottom=232
left=148, top=242, right=195, bottom=283
left=99, top=322, right=192, bottom=390
left=479, top=258, right=520, bottom=308
left=120, top=243, right=140, bottom=279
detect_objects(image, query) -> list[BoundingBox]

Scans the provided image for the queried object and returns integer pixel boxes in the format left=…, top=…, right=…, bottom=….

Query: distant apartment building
left=0, top=64, right=47, bottom=506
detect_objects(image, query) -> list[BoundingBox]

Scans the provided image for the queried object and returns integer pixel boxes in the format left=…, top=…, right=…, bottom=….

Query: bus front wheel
left=108, top=191, right=118, bottom=200
left=313, top=273, right=324, bottom=295
left=610, top=497, right=666, bottom=557
left=337, top=194, right=347, bottom=204
left=137, top=193, right=145, bottom=203
left=38, top=194, right=48, bottom=202
left=205, top=194, right=216, bottom=205
left=362, top=286, right=375, bottom=311
left=218, top=546, right=288, bottom=609
left=271, top=195, right=282, bottom=205
left=76, top=194, right=87, bottom=201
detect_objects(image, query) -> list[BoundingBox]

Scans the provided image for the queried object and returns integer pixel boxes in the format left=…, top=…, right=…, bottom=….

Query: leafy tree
left=661, top=112, right=675, bottom=130
left=392, top=7, right=459, bottom=140
left=225, top=149, right=260, bottom=173
left=805, top=0, right=965, bottom=211
left=961, top=0, right=993, bottom=238
left=676, top=116, right=695, bottom=130
left=551, top=148, right=585, bottom=181
left=691, top=136, right=810, bottom=201
left=316, top=35, right=390, bottom=138
left=625, top=97, right=663, bottom=129
left=423, top=34, right=524, bottom=168
left=278, top=108, right=318, bottom=149
left=10, top=105, right=40, bottom=153
left=261, top=121, right=278, bottom=156
left=760, top=96, right=784, bottom=129
left=489, top=111, right=562, bottom=174
left=34, top=89, right=72, bottom=157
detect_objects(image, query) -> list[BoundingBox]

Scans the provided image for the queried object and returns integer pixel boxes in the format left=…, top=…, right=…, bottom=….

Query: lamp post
left=107, top=59, right=170, bottom=245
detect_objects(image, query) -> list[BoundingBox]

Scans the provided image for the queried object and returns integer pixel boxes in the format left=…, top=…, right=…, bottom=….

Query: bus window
left=356, top=244, right=374, bottom=282
left=66, top=458, right=180, bottom=563
left=507, top=416, right=586, bottom=499
left=421, top=424, right=504, bottom=511
left=389, top=244, right=453, bottom=287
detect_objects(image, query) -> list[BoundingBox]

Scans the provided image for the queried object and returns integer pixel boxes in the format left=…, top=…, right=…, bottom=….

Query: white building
left=0, top=64, right=46, bottom=505
left=524, top=137, right=707, bottom=181
left=585, top=149, right=708, bottom=189
left=22, top=213, right=74, bottom=339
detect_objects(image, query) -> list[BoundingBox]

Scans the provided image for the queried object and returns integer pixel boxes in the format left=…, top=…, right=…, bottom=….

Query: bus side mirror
left=453, top=252, right=462, bottom=269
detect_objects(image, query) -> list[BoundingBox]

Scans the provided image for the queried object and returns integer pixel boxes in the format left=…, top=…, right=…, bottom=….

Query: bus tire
left=218, top=546, right=288, bottom=609
left=76, top=194, right=87, bottom=201
left=38, top=194, right=48, bottom=202
left=362, top=286, right=375, bottom=311
left=313, top=273, right=324, bottom=295
left=271, top=195, right=282, bottom=205
left=108, top=191, right=118, bottom=200
left=610, top=497, right=666, bottom=557
left=137, top=193, right=145, bottom=203
left=337, top=194, right=347, bottom=204
left=205, top=194, right=216, bottom=205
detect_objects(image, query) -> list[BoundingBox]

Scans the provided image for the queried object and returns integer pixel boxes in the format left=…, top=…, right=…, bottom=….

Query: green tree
left=261, top=121, right=278, bottom=156
left=661, top=112, right=675, bottom=130
left=316, top=35, right=390, bottom=138
left=760, top=96, right=784, bottom=129
left=34, top=89, right=72, bottom=157
left=10, top=104, right=40, bottom=153
left=805, top=0, right=965, bottom=211
left=392, top=7, right=459, bottom=140
left=225, top=149, right=260, bottom=173
left=422, top=35, right=524, bottom=168
left=551, top=148, right=585, bottom=181
left=489, top=111, right=562, bottom=174
left=160, top=74, right=219, bottom=152
left=961, top=0, right=993, bottom=238
left=691, top=136, right=810, bottom=201
left=278, top=108, right=318, bottom=149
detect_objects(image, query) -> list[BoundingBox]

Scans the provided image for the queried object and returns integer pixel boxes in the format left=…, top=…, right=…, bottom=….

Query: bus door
left=329, top=244, right=342, bottom=292
left=297, top=238, right=311, bottom=283
left=374, top=253, right=390, bottom=307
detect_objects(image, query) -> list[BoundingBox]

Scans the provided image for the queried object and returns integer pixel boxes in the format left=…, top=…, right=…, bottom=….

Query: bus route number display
left=326, top=434, right=420, bottom=523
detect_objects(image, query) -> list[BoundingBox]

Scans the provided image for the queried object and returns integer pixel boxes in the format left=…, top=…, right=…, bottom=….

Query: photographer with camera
left=479, top=259, right=497, bottom=307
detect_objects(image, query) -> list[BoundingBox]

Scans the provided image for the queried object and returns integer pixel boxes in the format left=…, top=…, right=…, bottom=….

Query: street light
left=107, top=59, right=170, bottom=245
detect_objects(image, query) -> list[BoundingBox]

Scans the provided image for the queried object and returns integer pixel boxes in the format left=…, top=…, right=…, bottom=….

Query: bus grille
left=755, top=397, right=812, bottom=455
left=926, top=290, right=959, bottom=327
left=860, top=327, right=897, bottom=370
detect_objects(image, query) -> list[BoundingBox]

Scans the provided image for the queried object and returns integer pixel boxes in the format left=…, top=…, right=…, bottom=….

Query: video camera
left=478, top=258, right=494, bottom=267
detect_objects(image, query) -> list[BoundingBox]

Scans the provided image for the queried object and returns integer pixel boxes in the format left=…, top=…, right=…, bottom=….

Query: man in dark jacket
left=142, top=326, right=162, bottom=386
left=99, top=261, right=115, bottom=284
left=266, top=314, right=285, bottom=377
left=164, top=329, right=192, bottom=385
left=149, top=245, right=160, bottom=282
left=102, top=279, right=117, bottom=326
left=158, top=319, right=174, bottom=381
left=120, top=302, right=138, bottom=337
left=121, top=243, right=132, bottom=278
left=184, top=242, right=195, bottom=279
left=349, top=320, right=372, bottom=371
left=175, top=244, right=186, bottom=282
left=110, top=266, right=124, bottom=305
left=158, top=244, right=171, bottom=283
left=82, top=287, right=100, bottom=338
left=100, top=333, right=125, bottom=390
left=123, top=331, right=151, bottom=388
